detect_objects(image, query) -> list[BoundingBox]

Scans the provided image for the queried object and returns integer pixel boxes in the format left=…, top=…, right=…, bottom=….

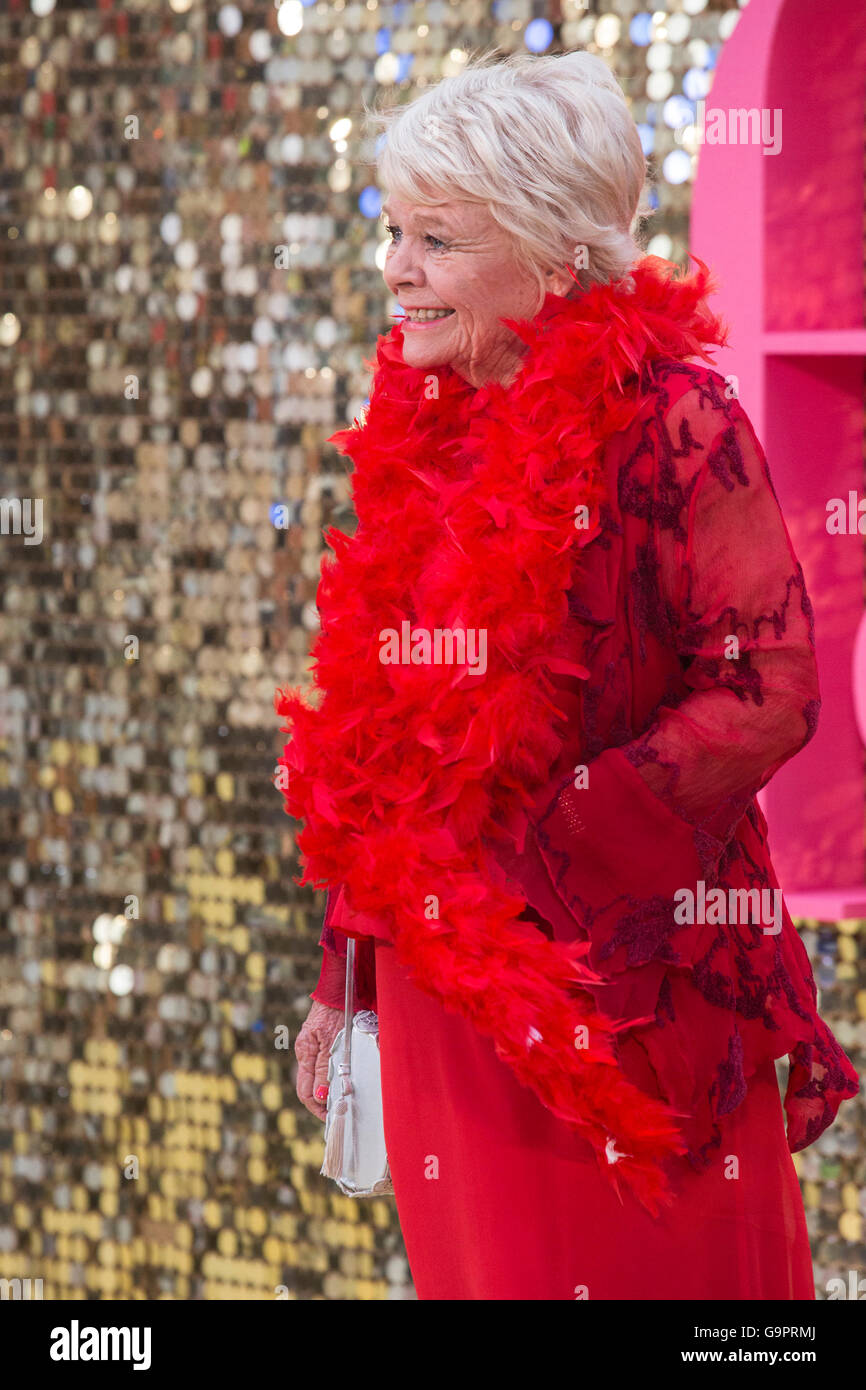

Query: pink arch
left=690, top=0, right=866, bottom=916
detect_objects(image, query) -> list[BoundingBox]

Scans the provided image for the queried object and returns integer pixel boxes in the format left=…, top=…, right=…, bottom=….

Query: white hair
left=365, top=49, right=652, bottom=294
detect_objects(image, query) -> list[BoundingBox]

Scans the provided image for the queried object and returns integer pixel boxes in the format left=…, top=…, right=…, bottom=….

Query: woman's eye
left=384, top=224, right=445, bottom=250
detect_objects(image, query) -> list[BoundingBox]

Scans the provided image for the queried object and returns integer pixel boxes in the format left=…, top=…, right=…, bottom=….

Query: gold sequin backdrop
left=0, top=0, right=862, bottom=1301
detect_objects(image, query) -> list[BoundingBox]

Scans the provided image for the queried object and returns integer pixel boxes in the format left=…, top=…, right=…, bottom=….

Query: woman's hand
left=295, top=1000, right=344, bottom=1121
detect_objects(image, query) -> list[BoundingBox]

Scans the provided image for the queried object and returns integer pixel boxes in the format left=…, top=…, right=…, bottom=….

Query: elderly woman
left=278, top=51, right=858, bottom=1301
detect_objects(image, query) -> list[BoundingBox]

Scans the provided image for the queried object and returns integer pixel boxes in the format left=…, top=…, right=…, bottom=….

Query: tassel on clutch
left=320, top=937, right=394, bottom=1198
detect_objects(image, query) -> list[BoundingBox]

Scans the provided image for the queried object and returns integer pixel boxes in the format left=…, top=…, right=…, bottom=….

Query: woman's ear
left=544, top=265, right=577, bottom=297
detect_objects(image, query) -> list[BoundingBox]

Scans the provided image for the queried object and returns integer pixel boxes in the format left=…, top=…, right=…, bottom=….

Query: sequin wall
left=0, top=0, right=862, bottom=1303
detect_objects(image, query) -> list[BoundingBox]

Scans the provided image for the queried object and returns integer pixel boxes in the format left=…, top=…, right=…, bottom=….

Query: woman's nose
left=386, top=237, right=424, bottom=288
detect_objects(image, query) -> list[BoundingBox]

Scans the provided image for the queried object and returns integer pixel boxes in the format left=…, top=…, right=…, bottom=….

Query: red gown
left=310, top=359, right=857, bottom=1300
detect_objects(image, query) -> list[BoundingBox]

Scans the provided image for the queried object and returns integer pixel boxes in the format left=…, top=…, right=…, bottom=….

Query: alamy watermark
left=379, top=621, right=487, bottom=675
left=674, top=881, right=782, bottom=935
left=0, top=1276, right=43, bottom=1299
left=695, top=101, right=782, bottom=156
left=49, top=1319, right=151, bottom=1370
left=0, top=497, right=43, bottom=544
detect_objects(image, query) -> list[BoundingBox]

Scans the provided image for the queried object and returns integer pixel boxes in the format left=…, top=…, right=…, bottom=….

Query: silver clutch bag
left=320, top=937, right=394, bottom=1197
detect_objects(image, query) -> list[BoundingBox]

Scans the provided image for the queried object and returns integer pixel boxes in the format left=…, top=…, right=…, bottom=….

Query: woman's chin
left=401, top=339, right=450, bottom=370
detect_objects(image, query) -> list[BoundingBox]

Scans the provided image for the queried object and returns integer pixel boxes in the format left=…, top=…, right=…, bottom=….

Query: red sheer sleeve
left=310, top=889, right=378, bottom=1012
left=530, top=378, right=858, bottom=1161
left=619, top=387, right=819, bottom=844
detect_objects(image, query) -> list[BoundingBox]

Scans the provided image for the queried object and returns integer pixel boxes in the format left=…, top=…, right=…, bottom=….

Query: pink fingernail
left=314, top=1084, right=328, bottom=1101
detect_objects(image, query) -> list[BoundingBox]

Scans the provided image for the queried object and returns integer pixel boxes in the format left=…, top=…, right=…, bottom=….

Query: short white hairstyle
left=366, top=50, right=652, bottom=294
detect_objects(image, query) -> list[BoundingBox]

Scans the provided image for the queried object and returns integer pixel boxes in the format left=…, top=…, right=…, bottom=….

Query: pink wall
left=690, top=0, right=866, bottom=915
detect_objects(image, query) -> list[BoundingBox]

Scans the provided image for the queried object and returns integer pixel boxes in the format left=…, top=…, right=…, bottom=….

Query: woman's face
left=382, top=195, right=572, bottom=388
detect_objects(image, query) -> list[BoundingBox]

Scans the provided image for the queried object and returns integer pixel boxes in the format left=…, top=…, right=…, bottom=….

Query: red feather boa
left=276, top=256, right=729, bottom=1215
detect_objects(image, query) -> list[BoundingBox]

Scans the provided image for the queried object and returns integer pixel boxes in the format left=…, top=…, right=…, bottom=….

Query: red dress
left=310, top=359, right=857, bottom=1300
left=372, top=942, right=814, bottom=1300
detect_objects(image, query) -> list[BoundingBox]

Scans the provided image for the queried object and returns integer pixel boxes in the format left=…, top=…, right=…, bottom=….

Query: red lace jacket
left=311, top=358, right=859, bottom=1166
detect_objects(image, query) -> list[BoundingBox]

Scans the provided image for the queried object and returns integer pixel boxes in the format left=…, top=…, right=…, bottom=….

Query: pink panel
left=855, top=610, right=866, bottom=747
left=690, top=0, right=866, bottom=908
left=689, top=0, right=780, bottom=437
left=786, top=888, right=866, bottom=920
left=763, top=0, right=866, bottom=330
left=761, top=354, right=865, bottom=889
